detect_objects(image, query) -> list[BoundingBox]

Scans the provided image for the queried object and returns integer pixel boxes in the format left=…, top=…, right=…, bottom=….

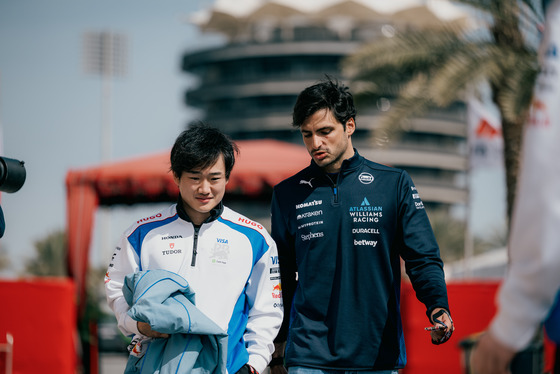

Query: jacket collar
left=176, top=196, right=224, bottom=225
left=309, top=148, right=363, bottom=175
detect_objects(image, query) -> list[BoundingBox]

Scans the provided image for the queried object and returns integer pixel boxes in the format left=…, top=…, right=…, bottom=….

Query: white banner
left=467, top=98, right=503, bottom=168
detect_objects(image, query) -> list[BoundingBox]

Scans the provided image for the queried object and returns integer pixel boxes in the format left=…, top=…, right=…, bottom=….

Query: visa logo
left=217, top=238, right=229, bottom=244
left=271, top=256, right=279, bottom=265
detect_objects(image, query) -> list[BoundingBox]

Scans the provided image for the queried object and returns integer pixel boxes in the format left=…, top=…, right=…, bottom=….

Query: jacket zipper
left=326, top=173, right=339, bottom=204
left=333, top=184, right=339, bottom=203
left=191, top=225, right=201, bottom=266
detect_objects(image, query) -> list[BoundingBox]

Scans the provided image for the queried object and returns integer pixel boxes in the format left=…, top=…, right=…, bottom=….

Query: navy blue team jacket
left=271, top=150, right=449, bottom=371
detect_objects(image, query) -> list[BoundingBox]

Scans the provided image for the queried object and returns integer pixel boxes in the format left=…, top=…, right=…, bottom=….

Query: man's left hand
left=429, top=308, right=454, bottom=345
left=469, top=331, right=515, bottom=374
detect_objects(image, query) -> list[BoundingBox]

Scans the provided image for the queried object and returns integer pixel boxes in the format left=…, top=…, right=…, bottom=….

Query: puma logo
left=299, top=178, right=314, bottom=188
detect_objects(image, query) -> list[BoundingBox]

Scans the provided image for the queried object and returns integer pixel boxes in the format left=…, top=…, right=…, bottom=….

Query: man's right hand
left=269, top=341, right=287, bottom=374
left=137, top=321, right=170, bottom=338
left=269, top=365, right=287, bottom=374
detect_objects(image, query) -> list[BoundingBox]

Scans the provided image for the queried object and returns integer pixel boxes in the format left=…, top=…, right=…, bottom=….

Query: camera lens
left=0, top=157, right=26, bottom=193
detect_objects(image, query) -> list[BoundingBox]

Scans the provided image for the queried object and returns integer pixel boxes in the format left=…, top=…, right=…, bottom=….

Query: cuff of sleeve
left=123, top=314, right=142, bottom=337
left=248, top=356, right=268, bottom=374
left=489, top=312, right=537, bottom=352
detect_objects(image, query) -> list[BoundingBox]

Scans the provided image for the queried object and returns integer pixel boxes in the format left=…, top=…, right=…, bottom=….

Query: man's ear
left=173, top=172, right=181, bottom=186
left=345, top=118, right=356, bottom=136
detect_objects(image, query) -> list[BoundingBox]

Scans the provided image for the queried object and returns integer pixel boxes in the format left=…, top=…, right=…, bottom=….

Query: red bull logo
left=272, top=283, right=282, bottom=299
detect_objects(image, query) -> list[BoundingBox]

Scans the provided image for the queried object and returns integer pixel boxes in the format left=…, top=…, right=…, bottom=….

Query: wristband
left=269, top=357, right=285, bottom=367
left=431, top=309, right=454, bottom=345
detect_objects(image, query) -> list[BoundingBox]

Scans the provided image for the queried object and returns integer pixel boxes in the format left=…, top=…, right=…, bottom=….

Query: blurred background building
left=182, top=0, right=470, bottom=213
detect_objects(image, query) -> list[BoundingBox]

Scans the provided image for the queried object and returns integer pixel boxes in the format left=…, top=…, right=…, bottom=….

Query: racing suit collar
left=176, top=196, right=224, bottom=224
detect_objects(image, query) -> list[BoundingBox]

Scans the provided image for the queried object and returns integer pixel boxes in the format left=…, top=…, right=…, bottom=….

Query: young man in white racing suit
left=105, top=123, right=283, bottom=374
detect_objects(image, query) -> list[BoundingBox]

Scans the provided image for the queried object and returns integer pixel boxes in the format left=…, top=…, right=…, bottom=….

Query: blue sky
left=0, top=0, right=221, bottom=272
left=0, top=0, right=507, bottom=276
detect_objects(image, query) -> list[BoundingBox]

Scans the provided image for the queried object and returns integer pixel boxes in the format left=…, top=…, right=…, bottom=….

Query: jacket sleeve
left=244, top=230, right=284, bottom=373
left=270, top=188, right=298, bottom=342
left=104, top=228, right=142, bottom=337
left=397, top=170, right=449, bottom=318
left=489, top=11, right=560, bottom=349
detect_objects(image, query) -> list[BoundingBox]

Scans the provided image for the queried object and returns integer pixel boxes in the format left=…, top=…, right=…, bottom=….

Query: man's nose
left=198, top=179, right=211, bottom=194
left=311, top=134, right=322, bottom=149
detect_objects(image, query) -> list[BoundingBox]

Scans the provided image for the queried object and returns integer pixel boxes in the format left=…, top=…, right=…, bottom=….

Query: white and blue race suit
left=105, top=201, right=283, bottom=374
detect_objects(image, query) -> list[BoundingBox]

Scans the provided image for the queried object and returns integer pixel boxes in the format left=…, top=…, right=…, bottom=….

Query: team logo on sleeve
left=411, top=186, right=425, bottom=209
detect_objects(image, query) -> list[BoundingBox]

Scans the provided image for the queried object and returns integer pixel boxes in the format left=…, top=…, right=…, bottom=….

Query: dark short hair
left=292, top=76, right=357, bottom=128
left=170, top=122, right=239, bottom=179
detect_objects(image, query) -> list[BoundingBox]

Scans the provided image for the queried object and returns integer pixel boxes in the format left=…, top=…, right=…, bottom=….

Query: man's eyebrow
left=185, top=170, right=224, bottom=176
left=301, top=125, right=333, bottom=133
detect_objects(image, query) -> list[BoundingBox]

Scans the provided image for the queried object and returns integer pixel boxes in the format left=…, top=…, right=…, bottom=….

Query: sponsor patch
left=358, top=172, right=374, bottom=184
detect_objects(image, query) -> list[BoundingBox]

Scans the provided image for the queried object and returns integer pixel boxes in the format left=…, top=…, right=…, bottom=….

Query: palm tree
left=343, top=0, right=545, bottom=225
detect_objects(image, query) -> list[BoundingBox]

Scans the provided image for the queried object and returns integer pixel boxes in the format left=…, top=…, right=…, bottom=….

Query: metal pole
left=463, top=99, right=475, bottom=278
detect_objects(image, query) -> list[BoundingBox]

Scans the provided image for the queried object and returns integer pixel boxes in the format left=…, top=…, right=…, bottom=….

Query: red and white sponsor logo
left=238, top=217, right=263, bottom=230
left=136, top=213, right=163, bottom=224
left=272, top=283, right=282, bottom=299
left=528, top=99, right=550, bottom=127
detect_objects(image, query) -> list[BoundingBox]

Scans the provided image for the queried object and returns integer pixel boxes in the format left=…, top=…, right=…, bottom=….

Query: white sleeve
left=244, top=234, right=284, bottom=373
left=489, top=2, right=560, bottom=350
left=104, top=230, right=142, bottom=337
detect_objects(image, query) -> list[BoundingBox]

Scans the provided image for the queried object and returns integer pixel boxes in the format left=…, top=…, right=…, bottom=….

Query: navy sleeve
left=271, top=188, right=298, bottom=341
left=397, top=171, right=450, bottom=319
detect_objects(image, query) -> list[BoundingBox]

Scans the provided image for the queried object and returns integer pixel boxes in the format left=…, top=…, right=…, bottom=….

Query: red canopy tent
left=65, top=139, right=309, bottom=313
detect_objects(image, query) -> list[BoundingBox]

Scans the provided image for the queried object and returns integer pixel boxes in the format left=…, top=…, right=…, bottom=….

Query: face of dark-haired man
left=173, top=154, right=228, bottom=225
left=300, top=108, right=355, bottom=173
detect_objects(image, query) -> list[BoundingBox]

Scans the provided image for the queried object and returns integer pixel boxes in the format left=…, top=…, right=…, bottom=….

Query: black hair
left=170, top=122, right=239, bottom=179
left=292, top=76, right=357, bottom=128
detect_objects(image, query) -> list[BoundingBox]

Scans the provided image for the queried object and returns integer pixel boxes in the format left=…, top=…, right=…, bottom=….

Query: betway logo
left=354, top=239, right=378, bottom=247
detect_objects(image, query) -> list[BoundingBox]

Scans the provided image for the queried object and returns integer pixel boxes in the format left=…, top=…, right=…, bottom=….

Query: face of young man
left=300, top=108, right=355, bottom=173
left=173, top=154, right=228, bottom=225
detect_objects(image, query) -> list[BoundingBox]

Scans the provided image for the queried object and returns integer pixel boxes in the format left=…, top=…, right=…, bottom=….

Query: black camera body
left=0, top=156, right=26, bottom=193
left=0, top=156, right=26, bottom=238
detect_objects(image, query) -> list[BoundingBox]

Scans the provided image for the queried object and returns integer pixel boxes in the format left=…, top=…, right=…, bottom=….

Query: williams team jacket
left=271, top=150, right=449, bottom=370
left=105, top=201, right=283, bottom=374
